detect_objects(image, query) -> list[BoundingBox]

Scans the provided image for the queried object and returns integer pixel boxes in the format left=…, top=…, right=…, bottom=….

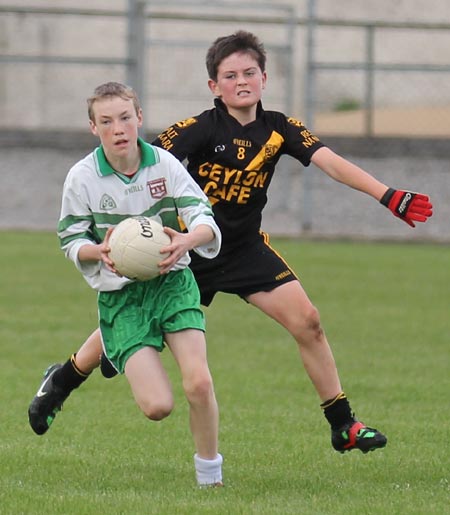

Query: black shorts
left=190, top=231, right=298, bottom=306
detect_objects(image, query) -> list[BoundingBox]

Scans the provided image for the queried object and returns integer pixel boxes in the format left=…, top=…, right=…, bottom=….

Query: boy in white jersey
left=34, top=82, right=223, bottom=487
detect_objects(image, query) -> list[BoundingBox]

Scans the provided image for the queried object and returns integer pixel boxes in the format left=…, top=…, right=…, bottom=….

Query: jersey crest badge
left=175, top=117, right=197, bottom=129
left=287, top=117, right=304, bottom=128
left=263, top=144, right=277, bottom=162
left=148, top=178, right=167, bottom=199
left=99, top=194, right=117, bottom=210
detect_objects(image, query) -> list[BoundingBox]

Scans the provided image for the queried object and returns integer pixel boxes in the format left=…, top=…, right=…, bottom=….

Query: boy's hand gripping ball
left=108, top=216, right=171, bottom=280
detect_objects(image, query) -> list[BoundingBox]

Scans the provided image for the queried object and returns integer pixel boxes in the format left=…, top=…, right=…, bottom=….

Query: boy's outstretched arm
left=311, top=147, right=433, bottom=227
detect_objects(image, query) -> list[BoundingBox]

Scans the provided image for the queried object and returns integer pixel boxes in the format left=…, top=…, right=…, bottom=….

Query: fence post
left=364, top=24, right=375, bottom=136
left=302, top=0, right=317, bottom=232
left=127, top=0, right=147, bottom=125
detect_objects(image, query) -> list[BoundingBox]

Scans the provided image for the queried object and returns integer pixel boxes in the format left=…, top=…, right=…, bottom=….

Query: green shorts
left=98, top=268, right=205, bottom=374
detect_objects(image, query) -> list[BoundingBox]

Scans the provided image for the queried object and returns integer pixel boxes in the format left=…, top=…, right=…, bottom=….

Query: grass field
left=1, top=231, right=449, bottom=515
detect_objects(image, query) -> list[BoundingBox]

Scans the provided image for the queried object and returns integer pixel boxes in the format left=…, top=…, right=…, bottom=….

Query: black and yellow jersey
left=153, top=98, right=324, bottom=256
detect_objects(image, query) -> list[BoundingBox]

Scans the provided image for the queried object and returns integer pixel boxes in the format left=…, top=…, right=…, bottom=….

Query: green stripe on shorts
left=98, top=268, right=205, bottom=373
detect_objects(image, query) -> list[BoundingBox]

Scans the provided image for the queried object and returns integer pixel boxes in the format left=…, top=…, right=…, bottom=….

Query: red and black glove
left=380, top=188, right=433, bottom=227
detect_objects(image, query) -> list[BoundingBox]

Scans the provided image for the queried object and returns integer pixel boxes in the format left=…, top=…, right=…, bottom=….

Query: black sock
left=321, top=392, right=355, bottom=430
left=52, top=354, right=90, bottom=393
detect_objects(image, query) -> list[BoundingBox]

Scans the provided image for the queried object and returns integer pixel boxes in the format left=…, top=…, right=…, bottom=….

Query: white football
left=108, top=216, right=171, bottom=281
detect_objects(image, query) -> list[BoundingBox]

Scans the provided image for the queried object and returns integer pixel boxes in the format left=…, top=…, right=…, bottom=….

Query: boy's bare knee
left=305, top=304, right=322, bottom=333
left=184, top=374, right=214, bottom=404
left=290, top=304, right=324, bottom=344
left=141, top=400, right=173, bottom=421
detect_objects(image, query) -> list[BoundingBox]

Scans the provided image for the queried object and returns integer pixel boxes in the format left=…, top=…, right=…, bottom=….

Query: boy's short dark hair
left=87, top=82, right=141, bottom=122
left=206, top=31, right=266, bottom=81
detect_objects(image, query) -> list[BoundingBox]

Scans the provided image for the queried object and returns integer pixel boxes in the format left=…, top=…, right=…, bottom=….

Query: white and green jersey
left=58, top=138, right=221, bottom=292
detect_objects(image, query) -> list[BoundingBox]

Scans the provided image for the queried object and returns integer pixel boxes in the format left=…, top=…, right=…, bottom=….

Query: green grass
left=1, top=232, right=449, bottom=514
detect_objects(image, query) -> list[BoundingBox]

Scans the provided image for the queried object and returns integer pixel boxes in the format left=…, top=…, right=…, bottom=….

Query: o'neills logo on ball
left=148, top=178, right=167, bottom=199
left=135, top=216, right=154, bottom=238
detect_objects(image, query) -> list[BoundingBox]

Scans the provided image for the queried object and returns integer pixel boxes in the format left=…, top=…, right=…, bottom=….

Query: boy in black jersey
left=29, top=31, right=432, bottom=455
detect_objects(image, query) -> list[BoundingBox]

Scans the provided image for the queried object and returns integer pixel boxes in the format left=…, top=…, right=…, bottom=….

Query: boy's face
left=208, top=51, right=266, bottom=110
left=89, top=96, right=143, bottom=158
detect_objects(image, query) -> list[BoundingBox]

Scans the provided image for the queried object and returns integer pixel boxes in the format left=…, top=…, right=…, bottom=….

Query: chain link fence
left=0, top=1, right=449, bottom=240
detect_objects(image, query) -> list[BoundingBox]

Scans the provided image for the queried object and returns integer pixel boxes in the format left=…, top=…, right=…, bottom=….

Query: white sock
left=194, top=453, right=223, bottom=486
